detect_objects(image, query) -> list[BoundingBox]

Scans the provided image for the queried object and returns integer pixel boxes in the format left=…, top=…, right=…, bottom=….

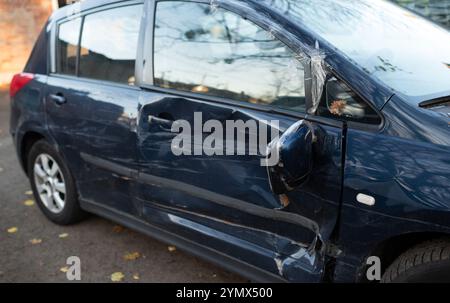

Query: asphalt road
left=0, top=90, right=246, bottom=283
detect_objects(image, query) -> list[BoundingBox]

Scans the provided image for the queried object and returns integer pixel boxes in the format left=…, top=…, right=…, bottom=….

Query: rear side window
left=153, top=1, right=307, bottom=112
left=79, top=5, right=142, bottom=85
left=57, top=18, right=81, bottom=75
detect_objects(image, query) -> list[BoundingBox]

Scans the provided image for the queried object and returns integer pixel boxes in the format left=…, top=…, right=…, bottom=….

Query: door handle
left=148, top=115, right=173, bottom=126
left=148, top=114, right=182, bottom=132
left=48, top=93, right=67, bottom=105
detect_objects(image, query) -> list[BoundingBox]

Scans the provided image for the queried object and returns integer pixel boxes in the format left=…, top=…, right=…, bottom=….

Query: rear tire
left=27, top=140, right=86, bottom=225
left=381, top=239, right=450, bottom=283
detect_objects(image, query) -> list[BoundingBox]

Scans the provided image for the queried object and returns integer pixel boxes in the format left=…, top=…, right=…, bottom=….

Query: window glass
left=57, top=18, right=81, bottom=75
left=317, top=77, right=381, bottom=125
left=79, top=5, right=143, bottom=85
left=154, top=2, right=306, bottom=112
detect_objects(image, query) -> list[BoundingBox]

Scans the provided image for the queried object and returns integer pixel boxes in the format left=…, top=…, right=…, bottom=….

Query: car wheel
left=381, top=239, right=450, bottom=283
left=27, top=139, right=86, bottom=225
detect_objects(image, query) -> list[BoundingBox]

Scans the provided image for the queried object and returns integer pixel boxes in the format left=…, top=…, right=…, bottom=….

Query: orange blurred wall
left=0, top=0, right=57, bottom=88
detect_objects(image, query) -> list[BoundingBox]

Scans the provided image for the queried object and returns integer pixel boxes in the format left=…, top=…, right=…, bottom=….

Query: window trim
left=141, top=82, right=344, bottom=129
left=51, top=0, right=145, bottom=87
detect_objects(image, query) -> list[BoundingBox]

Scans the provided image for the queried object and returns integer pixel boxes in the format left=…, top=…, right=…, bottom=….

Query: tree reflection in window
left=154, top=2, right=306, bottom=112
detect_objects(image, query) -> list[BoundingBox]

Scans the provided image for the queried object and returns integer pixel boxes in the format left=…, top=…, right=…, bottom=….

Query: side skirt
left=80, top=199, right=287, bottom=283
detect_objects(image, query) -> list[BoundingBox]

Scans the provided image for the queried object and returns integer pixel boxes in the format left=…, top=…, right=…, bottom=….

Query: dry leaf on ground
left=168, top=246, right=177, bottom=252
left=30, top=238, right=42, bottom=245
left=124, top=252, right=141, bottom=261
left=60, top=267, right=69, bottom=273
left=111, top=272, right=125, bottom=282
left=24, top=200, right=35, bottom=206
left=25, top=190, right=33, bottom=196
left=58, top=233, right=69, bottom=238
left=133, top=274, right=140, bottom=280
left=7, top=227, right=18, bottom=233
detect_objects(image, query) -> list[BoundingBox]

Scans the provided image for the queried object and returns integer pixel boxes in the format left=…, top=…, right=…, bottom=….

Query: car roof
left=50, top=0, right=133, bottom=22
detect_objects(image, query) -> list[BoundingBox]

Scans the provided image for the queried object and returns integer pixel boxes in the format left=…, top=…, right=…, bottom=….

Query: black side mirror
left=267, top=120, right=315, bottom=195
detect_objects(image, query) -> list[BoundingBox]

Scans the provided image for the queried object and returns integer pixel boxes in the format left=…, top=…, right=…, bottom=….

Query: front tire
left=28, top=140, right=86, bottom=225
left=382, top=239, right=450, bottom=283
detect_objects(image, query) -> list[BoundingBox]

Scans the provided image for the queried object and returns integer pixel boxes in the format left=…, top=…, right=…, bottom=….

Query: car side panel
left=333, top=96, right=450, bottom=282
left=10, top=75, right=53, bottom=170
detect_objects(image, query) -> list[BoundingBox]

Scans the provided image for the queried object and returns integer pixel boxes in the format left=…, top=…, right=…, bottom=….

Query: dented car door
left=136, top=96, right=344, bottom=281
left=133, top=0, right=345, bottom=281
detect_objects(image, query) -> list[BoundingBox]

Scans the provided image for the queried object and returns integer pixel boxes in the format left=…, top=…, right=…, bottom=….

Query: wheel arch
left=19, top=131, right=52, bottom=176
left=358, top=231, right=450, bottom=282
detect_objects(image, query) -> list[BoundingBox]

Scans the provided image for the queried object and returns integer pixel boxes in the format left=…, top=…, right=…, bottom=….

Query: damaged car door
left=135, top=0, right=344, bottom=282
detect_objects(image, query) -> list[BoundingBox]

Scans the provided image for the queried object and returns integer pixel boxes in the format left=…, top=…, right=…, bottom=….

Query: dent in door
left=135, top=94, right=343, bottom=279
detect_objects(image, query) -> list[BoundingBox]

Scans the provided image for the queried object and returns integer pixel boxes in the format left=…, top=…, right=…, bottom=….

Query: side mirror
left=267, top=120, right=315, bottom=195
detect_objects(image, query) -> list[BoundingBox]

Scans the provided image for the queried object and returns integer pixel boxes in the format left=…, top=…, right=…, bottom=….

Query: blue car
left=9, top=0, right=450, bottom=282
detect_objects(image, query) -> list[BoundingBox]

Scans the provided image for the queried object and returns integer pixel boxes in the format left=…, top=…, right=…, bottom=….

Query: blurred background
left=0, top=0, right=75, bottom=88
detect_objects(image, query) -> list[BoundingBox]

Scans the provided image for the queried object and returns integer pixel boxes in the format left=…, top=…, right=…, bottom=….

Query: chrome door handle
left=49, top=93, right=67, bottom=105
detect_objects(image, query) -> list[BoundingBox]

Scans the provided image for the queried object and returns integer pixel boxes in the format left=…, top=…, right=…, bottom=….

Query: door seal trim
left=79, top=198, right=288, bottom=283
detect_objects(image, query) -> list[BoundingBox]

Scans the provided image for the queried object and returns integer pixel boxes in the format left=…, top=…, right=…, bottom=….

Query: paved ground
left=0, top=90, right=246, bottom=283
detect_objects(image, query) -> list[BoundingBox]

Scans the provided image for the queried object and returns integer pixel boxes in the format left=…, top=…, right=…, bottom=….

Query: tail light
left=10, top=73, right=34, bottom=97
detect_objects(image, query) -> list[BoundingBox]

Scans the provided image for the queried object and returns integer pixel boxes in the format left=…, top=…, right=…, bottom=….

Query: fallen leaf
left=168, top=246, right=177, bottom=252
left=58, top=233, right=69, bottom=239
left=124, top=252, right=141, bottom=261
left=30, top=238, right=42, bottom=245
left=24, top=190, right=33, bottom=196
left=111, top=272, right=125, bottom=282
left=7, top=227, right=18, bottom=233
left=133, top=274, right=140, bottom=280
left=112, top=225, right=124, bottom=233
left=60, top=266, right=69, bottom=273
left=24, top=200, right=35, bottom=206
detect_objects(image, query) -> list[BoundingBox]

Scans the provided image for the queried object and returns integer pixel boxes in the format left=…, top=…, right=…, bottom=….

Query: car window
left=79, top=5, right=143, bottom=85
left=56, top=18, right=81, bottom=75
left=153, top=1, right=307, bottom=112
left=317, top=77, right=381, bottom=125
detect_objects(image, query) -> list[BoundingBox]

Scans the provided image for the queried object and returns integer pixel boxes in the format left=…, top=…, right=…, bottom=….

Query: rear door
left=46, top=16, right=92, bottom=193
left=72, top=2, right=143, bottom=215
left=46, top=2, right=144, bottom=215
left=135, top=0, right=344, bottom=282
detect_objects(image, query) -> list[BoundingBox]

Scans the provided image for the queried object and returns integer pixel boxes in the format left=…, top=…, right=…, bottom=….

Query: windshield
left=267, top=0, right=450, bottom=98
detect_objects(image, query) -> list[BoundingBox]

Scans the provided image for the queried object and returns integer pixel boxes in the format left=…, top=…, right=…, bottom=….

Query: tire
left=27, top=139, right=86, bottom=225
left=381, top=239, right=450, bottom=283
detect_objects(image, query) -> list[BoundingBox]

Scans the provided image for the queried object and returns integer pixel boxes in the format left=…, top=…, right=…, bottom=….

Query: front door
left=136, top=0, right=344, bottom=281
